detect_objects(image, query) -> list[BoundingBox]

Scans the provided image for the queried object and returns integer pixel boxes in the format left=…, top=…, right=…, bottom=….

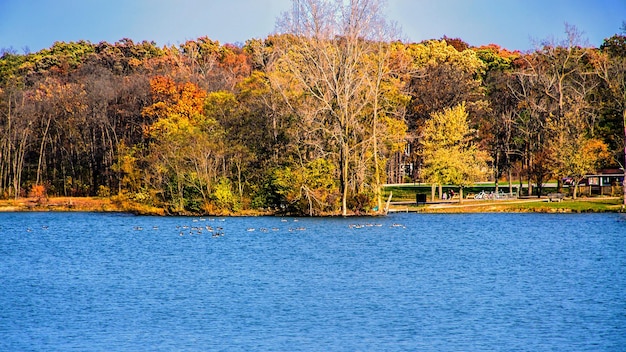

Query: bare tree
left=510, top=25, right=601, bottom=196
left=0, top=82, right=33, bottom=199
left=274, top=0, right=397, bottom=215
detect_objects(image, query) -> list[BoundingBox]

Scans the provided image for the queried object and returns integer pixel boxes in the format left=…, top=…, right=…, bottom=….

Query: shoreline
left=1, top=196, right=623, bottom=215
left=388, top=196, right=625, bottom=213
left=0, top=197, right=139, bottom=214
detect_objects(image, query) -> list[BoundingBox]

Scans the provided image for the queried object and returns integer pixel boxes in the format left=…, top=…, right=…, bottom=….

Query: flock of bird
left=22, top=217, right=406, bottom=235
left=131, top=217, right=228, bottom=237
left=25, top=225, right=48, bottom=232
left=129, top=217, right=407, bottom=237
left=129, top=217, right=291, bottom=238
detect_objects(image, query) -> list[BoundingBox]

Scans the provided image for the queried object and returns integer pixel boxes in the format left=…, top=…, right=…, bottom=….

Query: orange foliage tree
left=29, top=184, right=47, bottom=202
left=141, top=76, right=228, bottom=212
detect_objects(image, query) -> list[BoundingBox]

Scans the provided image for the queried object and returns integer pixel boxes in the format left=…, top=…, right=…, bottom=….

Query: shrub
left=211, top=177, right=238, bottom=211
left=97, top=185, right=111, bottom=197
left=347, top=192, right=374, bottom=213
left=29, top=184, right=47, bottom=200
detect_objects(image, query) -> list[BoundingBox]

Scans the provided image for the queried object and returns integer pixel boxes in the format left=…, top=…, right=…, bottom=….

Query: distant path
left=424, top=198, right=547, bottom=209
left=390, top=197, right=544, bottom=209
left=384, top=182, right=559, bottom=188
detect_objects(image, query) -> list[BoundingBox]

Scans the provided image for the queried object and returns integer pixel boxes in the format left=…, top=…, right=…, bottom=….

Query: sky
left=1, top=0, right=624, bottom=53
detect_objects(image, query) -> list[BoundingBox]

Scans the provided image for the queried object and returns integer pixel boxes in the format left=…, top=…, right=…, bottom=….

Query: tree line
left=1, top=0, right=624, bottom=214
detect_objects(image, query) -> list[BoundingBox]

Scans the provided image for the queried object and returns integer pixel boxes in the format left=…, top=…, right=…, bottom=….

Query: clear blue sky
left=1, top=0, right=624, bottom=53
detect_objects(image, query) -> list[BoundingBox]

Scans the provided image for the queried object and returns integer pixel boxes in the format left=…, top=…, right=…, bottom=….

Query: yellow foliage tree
left=407, top=39, right=485, bottom=74
left=551, top=135, right=610, bottom=199
left=421, top=103, right=490, bottom=203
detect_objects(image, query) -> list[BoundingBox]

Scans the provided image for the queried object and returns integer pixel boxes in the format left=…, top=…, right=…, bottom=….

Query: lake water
left=1, top=212, right=625, bottom=351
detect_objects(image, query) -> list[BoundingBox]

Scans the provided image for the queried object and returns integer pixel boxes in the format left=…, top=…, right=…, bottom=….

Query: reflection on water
left=1, top=212, right=625, bottom=351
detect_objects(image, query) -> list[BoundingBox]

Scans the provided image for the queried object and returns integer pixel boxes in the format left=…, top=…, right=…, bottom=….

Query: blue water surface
left=1, top=212, right=625, bottom=351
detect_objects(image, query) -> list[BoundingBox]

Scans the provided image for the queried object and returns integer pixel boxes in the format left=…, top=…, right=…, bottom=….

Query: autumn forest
left=1, top=0, right=625, bottom=215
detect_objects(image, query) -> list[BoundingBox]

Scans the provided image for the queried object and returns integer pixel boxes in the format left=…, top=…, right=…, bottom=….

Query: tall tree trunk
left=527, top=153, right=533, bottom=197
left=508, top=168, right=513, bottom=196
left=236, top=161, right=243, bottom=203
left=431, top=183, right=436, bottom=202
left=622, top=108, right=626, bottom=207
left=36, top=116, right=52, bottom=186
left=494, top=153, right=499, bottom=193
left=372, top=96, right=382, bottom=212
left=1, top=91, right=12, bottom=197
left=518, top=167, right=523, bottom=196
left=341, top=141, right=348, bottom=216
left=13, top=129, right=29, bottom=199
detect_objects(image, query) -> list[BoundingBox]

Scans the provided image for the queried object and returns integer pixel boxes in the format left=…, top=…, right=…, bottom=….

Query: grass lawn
left=389, top=197, right=625, bottom=213
left=502, top=198, right=624, bottom=213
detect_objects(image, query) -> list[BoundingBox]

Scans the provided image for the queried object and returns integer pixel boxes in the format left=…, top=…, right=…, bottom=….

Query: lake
left=1, top=212, right=625, bottom=351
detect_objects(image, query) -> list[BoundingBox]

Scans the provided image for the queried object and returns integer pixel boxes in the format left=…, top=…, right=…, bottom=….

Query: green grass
left=507, top=198, right=624, bottom=213
left=392, top=197, right=624, bottom=213
left=383, top=184, right=559, bottom=202
left=383, top=185, right=429, bottom=201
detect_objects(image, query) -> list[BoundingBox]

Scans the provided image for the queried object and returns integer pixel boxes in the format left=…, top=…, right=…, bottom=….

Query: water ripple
left=0, top=212, right=624, bottom=351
